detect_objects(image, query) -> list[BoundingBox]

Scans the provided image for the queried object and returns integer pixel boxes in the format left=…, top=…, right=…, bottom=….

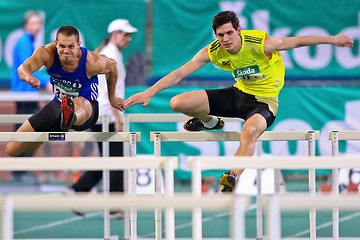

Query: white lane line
left=287, top=211, right=360, bottom=238
left=139, top=203, right=257, bottom=238
left=14, top=212, right=103, bottom=235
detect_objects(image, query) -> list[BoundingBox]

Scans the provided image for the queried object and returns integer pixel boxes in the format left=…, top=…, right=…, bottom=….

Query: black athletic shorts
left=28, top=98, right=99, bottom=132
left=205, top=86, right=278, bottom=128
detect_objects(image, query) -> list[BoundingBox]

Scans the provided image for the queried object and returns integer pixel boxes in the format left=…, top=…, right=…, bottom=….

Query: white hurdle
left=328, top=130, right=360, bottom=240
left=0, top=156, right=178, bottom=240
left=264, top=193, right=360, bottom=240
left=151, top=130, right=320, bottom=240
left=1, top=193, right=248, bottom=240
left=189, top=155, right=360, bottom=239
left=124, top=114, right=244, bottom=240
left=0, top=131, right=140, bottom=240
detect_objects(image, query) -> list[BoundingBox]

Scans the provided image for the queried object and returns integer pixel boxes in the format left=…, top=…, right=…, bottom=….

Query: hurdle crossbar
left=150, top=130, right=320, bottom=142
left=188, top=156, right=360, bottom=170
left=0, top=157, right=178, bottom=171
left=265, top=194, right=360, bottom=210
left=1, top=194, right=249, bottom=240
left=329, top=130, right=360, bottom=140
left=151, top=130, right=319, bottom=240
left=1, top=194, right=240, bottom=211
left=0, top=92, right=53, bottom=102
left=0, top=132, right=140, bottom=142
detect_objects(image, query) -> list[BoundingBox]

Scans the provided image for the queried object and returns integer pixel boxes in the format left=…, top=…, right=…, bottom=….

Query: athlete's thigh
left=171, top=90, right=210, bottom=113
left=28, top=99, right=62, bottom=132
left=206, top=86, right=239, bottom=117
left=6, top=120, right=42, bottom=156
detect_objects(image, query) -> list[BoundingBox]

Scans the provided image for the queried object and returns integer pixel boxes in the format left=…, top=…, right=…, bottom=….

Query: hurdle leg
left=130, top=133, right=138, bottom=240
left=2, top=196, right=14, bottom=240
left=267, top=195, right=281, bottom=240
left=154, top=133, right=163, bottom=240
left=308, top=131, right=316, bottom=240
left=123, top=114, right=130, bottom=240
left=331, top=131, right=339, bottom=240
left=232, top=196, right=246, bottom=240
left=165, top=158, right=175, bottom=240
left=255, top=141, right=263, bottom=240
left=102, top=115, right=111, bottom=240
left=192, top=158, right=202, bottom=240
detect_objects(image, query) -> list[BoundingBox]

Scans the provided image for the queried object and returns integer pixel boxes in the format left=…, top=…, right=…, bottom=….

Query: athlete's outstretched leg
left=220, top=114, right=267, bottom=192
left=5, top=120, right=43, bottom=157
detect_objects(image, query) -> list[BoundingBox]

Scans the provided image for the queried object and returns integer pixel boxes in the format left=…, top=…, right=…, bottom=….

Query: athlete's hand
left=110, top=97, right=127, bottom=112
left=125, top=91, right=152, bottom=108
left=334, top=34, right=353, bottom=47
left=24, top=75, right=40, bottom=88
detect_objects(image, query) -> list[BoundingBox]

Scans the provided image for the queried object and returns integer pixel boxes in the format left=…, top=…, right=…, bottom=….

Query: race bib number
left=234, top=65, right=265, bottom=81
left=53, top=81, right=80, bottom=100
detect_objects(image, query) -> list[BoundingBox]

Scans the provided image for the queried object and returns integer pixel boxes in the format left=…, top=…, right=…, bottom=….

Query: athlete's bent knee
left=170, top=96, right=184, bottom=113
left=241, top=126, right=260, bottom=142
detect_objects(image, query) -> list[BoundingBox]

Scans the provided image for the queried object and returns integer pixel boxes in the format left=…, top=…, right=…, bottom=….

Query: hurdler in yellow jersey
left=208, top=30, right=285, bottom=98
left=125, top=10, right=353, bottom=194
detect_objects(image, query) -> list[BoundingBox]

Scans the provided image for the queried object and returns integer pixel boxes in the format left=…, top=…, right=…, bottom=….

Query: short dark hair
left=212, top=11, right=240, bottom=33
left=56, top=25, right=80, bottom=42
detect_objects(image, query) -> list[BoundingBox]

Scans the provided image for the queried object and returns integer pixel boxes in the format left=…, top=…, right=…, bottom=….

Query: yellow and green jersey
left=208, top=30, right=285, bottom=97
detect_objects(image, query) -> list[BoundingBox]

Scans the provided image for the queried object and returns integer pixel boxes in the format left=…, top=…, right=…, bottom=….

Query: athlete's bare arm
left=264, top=34, right=353, bottom=56
left=126, top=46, right=211, bottom=107
left=87, top=51, right=127, bottom=111
left=17, top=43, right=54, bottom=88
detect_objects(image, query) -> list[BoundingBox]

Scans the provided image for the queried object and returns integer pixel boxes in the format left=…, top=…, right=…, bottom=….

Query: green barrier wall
left=125, top=85, right=360, bottom=178
left=1, top=0, right=359, bottom=85
left=152, top=0, right=360, bottom=79
left=0, top=0, right=146, bottom=81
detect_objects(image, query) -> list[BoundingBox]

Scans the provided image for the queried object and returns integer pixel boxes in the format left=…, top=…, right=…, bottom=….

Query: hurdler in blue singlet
left=46, top=47, right=99, bottom=102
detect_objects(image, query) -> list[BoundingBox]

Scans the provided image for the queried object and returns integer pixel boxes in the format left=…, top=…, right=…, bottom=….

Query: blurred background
left=0, top=0, right=359, bottom=197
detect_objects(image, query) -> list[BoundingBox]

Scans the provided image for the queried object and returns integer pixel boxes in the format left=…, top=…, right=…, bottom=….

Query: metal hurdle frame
left=328, top=130, right=360, bottom=240
left=0, top=113, right=242, bottom=239
left=150, top=130, right=320, bottom=240
left=0, top=131, right=140, bottom=240
left=265, top=193, right=360, bottom=240
left=189, top=155, right=360, bottom=239
left=0, top=114, right=131, bottom=239
left=1, top=192, right=248, bottom=240
left=0, top=156, right=178, bottom=240
left=123, top=114, right=244, bottom=240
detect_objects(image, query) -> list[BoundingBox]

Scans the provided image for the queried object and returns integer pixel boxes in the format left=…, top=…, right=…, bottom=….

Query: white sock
left=203, top=116, right=219, bottom=128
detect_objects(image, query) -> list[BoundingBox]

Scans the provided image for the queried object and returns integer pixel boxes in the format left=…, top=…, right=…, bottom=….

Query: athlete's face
left=55, top=34, right=81, bottom=63
left=215, top=22, right=241, bottom=54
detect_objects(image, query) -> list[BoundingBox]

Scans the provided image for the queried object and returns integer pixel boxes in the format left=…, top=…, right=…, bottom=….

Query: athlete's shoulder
left=209, top=39, right=221, bottom=53
left=242, top=29, right=267, bottom=36
left=86, top=50, right=104, bottom=69
left=242, top=30, right=267, bottom=44
left=31, top=42, right=55, bottom=68
left=41, top=42, right=56, bottom=57
left=87, top=50, right=116, bottom=75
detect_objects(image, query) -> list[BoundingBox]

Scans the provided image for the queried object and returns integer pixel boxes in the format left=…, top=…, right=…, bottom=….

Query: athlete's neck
left=61, top=52, right=81, bottom=72
left=228, top=36, right=242, bottom=54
